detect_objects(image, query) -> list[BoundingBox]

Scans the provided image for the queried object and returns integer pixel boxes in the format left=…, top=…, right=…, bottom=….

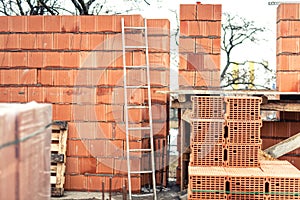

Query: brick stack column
left=179, top=3, right=221, bottom=89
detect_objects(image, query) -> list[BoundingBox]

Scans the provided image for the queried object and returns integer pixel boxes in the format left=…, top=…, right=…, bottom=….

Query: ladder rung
left=127, top=105, right=149, bottom=109
left=132, top=193, right=154, bottom=197
left=125, top=45, right=146, bottom=49
left=129, top=148, right=151, bottom=152
left=125, top=85, right=148, bottom=89
left=124, top=26, right=146, bottom=30
left=128, top=127, right=150, bottom=131
left=130, top=170, right=153, bottom=174
left=125, top=65, right=147, bottom=69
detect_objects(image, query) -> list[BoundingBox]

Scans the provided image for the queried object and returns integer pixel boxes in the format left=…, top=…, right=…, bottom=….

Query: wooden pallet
left=50, top=121, right=68, bottom=197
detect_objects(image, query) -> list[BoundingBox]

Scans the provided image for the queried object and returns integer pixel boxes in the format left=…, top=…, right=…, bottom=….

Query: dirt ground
left=51, top=181, right=186, bottom=200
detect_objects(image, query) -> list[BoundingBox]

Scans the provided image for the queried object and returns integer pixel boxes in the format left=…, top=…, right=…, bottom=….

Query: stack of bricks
left=179, top=3, right=221, bottom=89
left=188, top=96, right=300, bottom=200
left=0, top=15, right=170, bottom=192
left=276, top=3, right=300, bottom=92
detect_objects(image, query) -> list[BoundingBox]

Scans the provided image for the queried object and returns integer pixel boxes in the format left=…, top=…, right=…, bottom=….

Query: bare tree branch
left=16, top=0, right=25, bottom=15
left=38, top=0, right=57, bottom=15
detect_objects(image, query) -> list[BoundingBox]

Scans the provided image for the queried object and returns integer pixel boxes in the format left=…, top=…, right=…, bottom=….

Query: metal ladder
left=121, top=18, right=157, bottom=200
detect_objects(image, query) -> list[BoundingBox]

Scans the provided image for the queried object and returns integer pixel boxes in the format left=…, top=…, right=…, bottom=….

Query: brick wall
left=179, top=3, right=221, bottom=89
left=0, top=15, right=170, bottom=192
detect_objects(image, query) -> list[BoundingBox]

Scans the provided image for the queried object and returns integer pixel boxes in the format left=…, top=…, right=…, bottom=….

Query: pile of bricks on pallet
left=0, top=102, right=52, bottom=200
left=0, top=15, right=170, bottom=192
left=188, top=96, right=300, bottom=200
left=260, top=3, right=300, bottom=170
left=179, top=3, right=221, bottom=89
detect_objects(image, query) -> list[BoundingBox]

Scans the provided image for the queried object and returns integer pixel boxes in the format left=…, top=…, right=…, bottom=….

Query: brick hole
left=224, top=126, right=228, bottom=139
left=223, top=149, right=228, bottom=161
left=265, top=182, right=270, bottom=194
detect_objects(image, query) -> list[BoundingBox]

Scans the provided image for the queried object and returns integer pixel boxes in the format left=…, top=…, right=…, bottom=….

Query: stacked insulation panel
left=179, top=3, right=221, bottom=89
left=0, top=15, right=170, bottom=192
left=277, top=3, right=300, bottom=92
left=0, top=102, right=52, bottom=200
left=188, top=96, right=300, bottom=200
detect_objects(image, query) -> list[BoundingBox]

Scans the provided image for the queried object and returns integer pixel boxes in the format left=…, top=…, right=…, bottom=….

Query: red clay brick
left=0, top=87, right=9, bottom=102
left=277, top=20, right=289, bottom=37
left=67, top=175, right=87, bottom=191
left=289, top=21, right=300, bottom=36
left=106, top=69, right=123, bottom=86
left=67, top=139, right=90, bottom=157
left=277, top=71, right=300, bottom=92
left=36, top=34, right=53, bottom=50
left=179, top=37, right=195, bottom=53
left=114, top=158, right=127, bottom=175
left=197, top=4, right=214, bottom=20
left=187, top=54, right=204, bottom=70
left=20, top=34, right=36, bottom=49
left=19, top=69, right=37, bottom=84
left=0, top=52, right=11, bottom=67
left=95, top=15, right=115, bottom=32
left=277, top=3, right=299, bottom=21
left=213, top=4, right=222, bottom=20
left=44, top=16, right=61, bottom=32
left=9, top=87, right=27, bottom=102
left=180, top=4, right=197, bottom=20
left=204, top=54, right=220, bottom=70
left=43, top=52, right=61, bottom=67
left=27, top=87, right=44, bottom=102
left=70, top=34, right=87, bottom=50
left=4, top=34, right=19, bottom=50
left=61, top=87, right=74, bottom=103
left=89, top=34, right=104, bottom=50
left=105, top=104, right=124, bottom=122
left=149, top=52, right=170, bottom=69
left=11, top=52, right=28, bottom=67
left=9, top=16, right=27, bottom=32
left=44, top=87, right=60, bottom=103
left=1, top=69, right=18, bottom=84
left=0, top=17, right=8, bottom=32
left=148, top=35, right=170, bottom=52
left=80, top=16, right=96, bottom=32
left=277, top=37, right=300, bottom=54
left=96, top=157, right=114, bottom=174
left=27, top=16, right=44, bottom=32
left=147, top=19, right=170, bottom=35
left=179, top=54, right=187, bottom=70
left=53, top=33, right=70, bottom=50
left=89, top=140, right=106, bottom=157
left=106, top=140, right=124, bottom=157
left=61, top=16, right=80, bottom=33
left=95, top=122, right=114, bottom=139
left=53, top=104, right=71, bottom=121
left=179, top=70, right=195, bottom=87
left=66, top=157, right=79, bottom=174
left=62, top=52, right=80, bottom=68
left=96, top=87, right=113, bottom=104
left=78, top=157, right=97, bottom=174
left=196, top=38, right=212, bottom=54
left=86, top=175, right=105, bottom=191
left=28, top=52, right=43, bottom=68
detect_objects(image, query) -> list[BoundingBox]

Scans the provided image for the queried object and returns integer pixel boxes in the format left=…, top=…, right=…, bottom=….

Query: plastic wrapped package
left=0, top=102, right=52, bottom=200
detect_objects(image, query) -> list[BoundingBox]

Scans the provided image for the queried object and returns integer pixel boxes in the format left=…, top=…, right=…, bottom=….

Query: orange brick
left=212, top=38, right=221, bottom=54
left=289, top=21, right=300, bottom=36
left=96, top=87, right=113, bottom=104
left=0, top=87, right=9, bottom=102
left=44, top=87, right=60, bottom=103
left=204, top=54, right=220, bottom=70
left=96, top=157, right=114, bottom=174
left=277, top=3, right=299, bottom=21
left=105, top=104, right=124, bottom=122
left=53, top=33, right=70, bottom=50
left=67, top=139, right=90, bottom=157
left=95, top=15, right=115, bottom=32
left=179, top=54, right=187, bottom=70
left=9, top=87, right=27, bottom=102
left=187, top=54, right=204, bottom=70
left=145, top=87, right=169, bottom=103
left=130, top=15, right=144, bottom=27
left=61, top=16, right=80, bottom=32
left=0, top=17, right=8, bottom=32
left=143, top=104, right=167, bottom=121
left=86, top=175, right=107, bottom=191
left=28, top=52, right=43, bottom=68
left=178, top=70, right=195, bottom=87
left=106, top=140, right=124, bottom=157
left=27, top=87, right=44, bottom=102
left=4, top=34, right=19, bottom=49
left=277, top=71, right=300, bottom=92
left=44, top=15, right=61, bottom=32
left=180, top=4, right=197, bottom=20
left=277, top=20, right=289, bottom=37
left=61, top=87, right=74, bottom=103
left=277, top=37, right=300, bottom=54
left=179, top=37, right=195, bottom=53
left=127, top=109, right=143, bottom=123
left=213, top=4, right=222, bottom=20
left=38, top=69, right=54, bottom=85
left=90, top=104, right=107, bottom=122
left=9, top=16, right=27, bottom=32
left=89, top=34, right=105, bottom=50
left=287, top=55, right=300, bottom=70
left=106, top=69, right=124, bottom=86
left=36, top=34, right=53, bottom=50
left=27, top=16, right=44, bottom=32
left=66, top=157, right=79, bottom=174
left=11, top=52, right=28, bottom=67
left=147, top=19, right=170, bottom=35
left=1, top=69, right=18, bottom=84
left=89, top=140, right=106, bottom=157
left=53, top=104, right=71, bottom=121
left=20, top=34, right=36, bottom=49
left=95, top=122, right=114, bottom=139
left=150, top=70, right=169, bottom=86
left=54, top=70, right=75, bottom=86
left=0, top=52, right=11, bottom=67
left=71, top=34, right=90, bottom=50
left=21, top=69, right=37, bottom=84
left=149, top=52, right=170, bottom=69
left=196, top=38, right=212, bottom=54
left=114, top=158, right=127, bottom=175
left=197, top=4, right=214, bottom=20
left=78, top=157, right=97, bottom=174
left=61, top=52, right=79, bottom=68
left=148, top=35, right=170, bottom=52
left=66, top=175, right=87, bottom=191
left=80, top=16, right=96, bottom=32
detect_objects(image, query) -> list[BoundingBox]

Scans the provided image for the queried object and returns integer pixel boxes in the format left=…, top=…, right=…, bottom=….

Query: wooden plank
left=51, top=143, right=59, bottom=152
left=51, top=132, right=60, bottom=141
left=50, top=176, right=57, bottom=184
left=264, top=132, right=300, bottom=158
left=261, top=102, right=300, bottom=112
